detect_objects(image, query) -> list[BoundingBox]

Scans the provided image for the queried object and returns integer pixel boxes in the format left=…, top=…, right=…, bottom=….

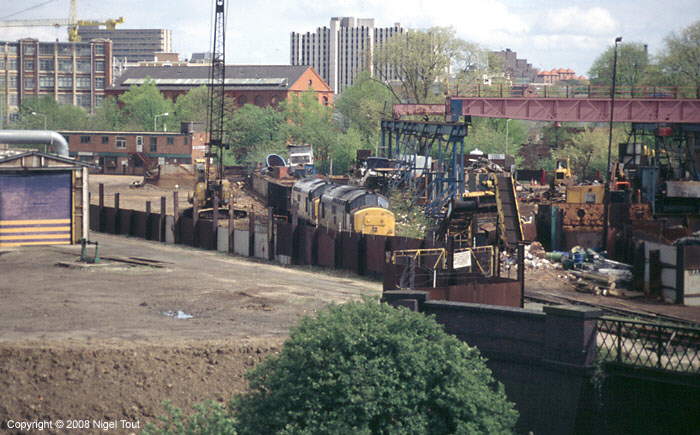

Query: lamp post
left=154, top=112, right=169, bottom=132
left=603, top=36, right=622, bottom=252
left=31, top=111, right=47, bottom=130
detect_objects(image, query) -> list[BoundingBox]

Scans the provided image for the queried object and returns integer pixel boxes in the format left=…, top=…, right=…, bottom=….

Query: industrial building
left=77, top=28, right=172, bottom=62
left=60, top=122, right=208, bottom=174
left=290, top=17, right=404, bottom=93
left=0, top=38, right=112, bottom=119
left=106, top=65, right=333, bottom=107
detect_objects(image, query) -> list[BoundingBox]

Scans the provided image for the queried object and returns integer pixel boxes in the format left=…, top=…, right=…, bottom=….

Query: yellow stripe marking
left=0, top=234, right=70, bottom=241
left=0, top=219, right=71, bottom=226
left=0, top=241, right=70, bottom=247
left=0, top=226, right=71, bottom=233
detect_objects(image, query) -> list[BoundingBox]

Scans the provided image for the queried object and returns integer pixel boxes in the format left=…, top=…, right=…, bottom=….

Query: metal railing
left=597, top=316, right=700, bottom=373
left=451, top=84, right=700, bottom=100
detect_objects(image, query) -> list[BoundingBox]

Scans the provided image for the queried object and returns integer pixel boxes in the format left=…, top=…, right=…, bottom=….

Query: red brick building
left=106, top=65, right=334, bottom=107
left=60, top=123, right=207, bottom=174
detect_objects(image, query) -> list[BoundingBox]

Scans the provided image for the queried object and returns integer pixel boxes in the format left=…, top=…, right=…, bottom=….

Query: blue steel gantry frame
left=379, top=119, right=467, bottom=217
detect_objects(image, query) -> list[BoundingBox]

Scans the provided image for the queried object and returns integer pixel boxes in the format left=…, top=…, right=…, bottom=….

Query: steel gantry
left=379, top=119, right=467, bottom=217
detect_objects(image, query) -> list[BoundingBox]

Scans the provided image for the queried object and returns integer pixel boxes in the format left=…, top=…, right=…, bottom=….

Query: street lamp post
left=603, top=36, right=622, bottom=252
left=154, top=112, right=169, bottom=132
left=31, top=111, right=47, bottom=130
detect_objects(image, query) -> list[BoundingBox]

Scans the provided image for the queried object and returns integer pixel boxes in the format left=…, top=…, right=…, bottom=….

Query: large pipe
left=0, top=130, right=69, bottom=157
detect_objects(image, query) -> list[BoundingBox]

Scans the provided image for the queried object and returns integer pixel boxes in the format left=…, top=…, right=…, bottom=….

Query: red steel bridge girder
left=393, top=98, right=700, bottom=123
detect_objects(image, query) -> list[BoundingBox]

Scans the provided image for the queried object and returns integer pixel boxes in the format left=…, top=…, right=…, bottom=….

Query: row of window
left=74, top=135, right=178, bottom=150
left=0, top=75, right=105, bottom=90
left=0, top=93, right=104, bottom=108
left=2, top=44, right=106, bottom=56
left=0, top=58, right=105, bottom=73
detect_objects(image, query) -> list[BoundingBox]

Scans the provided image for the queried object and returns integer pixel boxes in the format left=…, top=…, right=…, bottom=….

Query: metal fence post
left=617, top=321, right=622, bottom=363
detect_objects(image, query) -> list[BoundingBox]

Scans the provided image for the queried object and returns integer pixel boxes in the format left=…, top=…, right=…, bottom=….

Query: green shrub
left=233, top=299, right=518, bottom=434
left=143, top=401, right=236, bottom=435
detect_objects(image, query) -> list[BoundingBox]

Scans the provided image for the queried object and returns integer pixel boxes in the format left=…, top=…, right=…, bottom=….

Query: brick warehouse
left=60, top=122, right=207, bottom=175
left=106, top=65, right=334, bottom=107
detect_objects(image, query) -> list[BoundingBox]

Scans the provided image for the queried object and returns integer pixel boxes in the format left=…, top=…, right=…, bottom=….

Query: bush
left=143, top=401, right=237, bottom=435
left=233, top=299, right=518, bottom=434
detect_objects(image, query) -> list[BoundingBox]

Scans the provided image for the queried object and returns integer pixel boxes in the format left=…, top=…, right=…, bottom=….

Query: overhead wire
left=0, top=0, right=58, bottom=20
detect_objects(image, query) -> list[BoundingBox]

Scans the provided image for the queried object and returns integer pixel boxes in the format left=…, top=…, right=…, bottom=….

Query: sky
left=0, top=0, right=698, bottom=77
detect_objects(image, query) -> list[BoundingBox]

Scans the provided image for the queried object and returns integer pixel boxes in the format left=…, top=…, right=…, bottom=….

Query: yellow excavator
left=554, top=158, right=574, bottom=185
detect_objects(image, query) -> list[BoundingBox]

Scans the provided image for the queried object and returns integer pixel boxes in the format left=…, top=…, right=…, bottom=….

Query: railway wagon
left=290, top=177, right=332, bottom=225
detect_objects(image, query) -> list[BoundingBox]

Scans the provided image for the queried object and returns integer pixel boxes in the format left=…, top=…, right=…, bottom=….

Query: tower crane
left=0, top=0, right=124, bottom=42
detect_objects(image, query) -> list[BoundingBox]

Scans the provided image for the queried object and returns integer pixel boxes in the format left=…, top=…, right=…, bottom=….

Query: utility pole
left=603, top=36, right=622, bottom=253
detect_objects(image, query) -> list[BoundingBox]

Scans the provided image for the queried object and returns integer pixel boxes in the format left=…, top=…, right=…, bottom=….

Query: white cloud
left=542, top=6, right=616, bottom=36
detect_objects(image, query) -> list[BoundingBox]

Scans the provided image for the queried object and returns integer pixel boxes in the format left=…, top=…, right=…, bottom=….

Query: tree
left=89, top=97, right=124, bottom=131
left=334, top=71, right=397, bottom=147
left=233, top=299, right=518, bottom=434
left=224, top=103, right=286, bottom=165
left=657, top=20, right=700, bottom=94
left=118, top=78, right=175, bottom=131
left=553, top=126, right=627, bottom=180
left=465, top=117, right=528, bottom=158
left=588, top=42, right=650, bottom=87
left=175, top=85, right=210, bottom=124
left=11, top=96, right=89, bottom=131
left=374, top=27, right=480, bottom=103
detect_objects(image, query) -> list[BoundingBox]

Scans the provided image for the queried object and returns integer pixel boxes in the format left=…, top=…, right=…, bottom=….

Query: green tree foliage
left=657, top=20, right=700, bottom=92
left=233, top=299, right=518, bottom=434
left=552, top=126, right=627, bottom=180
left=465, top=118, right=528, bottom=158
left=90, top=96, right=124, bottom=131
left=11, top=96, right=89, bottom=131
left=334, top=71, right=397, bottom=147
left=588, top=42, right=650, bottom=87
left=175, top=85, right=210, bottom=124
left=224, top=103, right=286, bottom=165
left=118, top=78, right=175, bottom=131
left=374, top=27, right=480, bottom=103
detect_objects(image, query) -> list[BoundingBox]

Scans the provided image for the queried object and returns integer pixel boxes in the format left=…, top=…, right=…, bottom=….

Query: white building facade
left=291, top=17, right=403, bottom=94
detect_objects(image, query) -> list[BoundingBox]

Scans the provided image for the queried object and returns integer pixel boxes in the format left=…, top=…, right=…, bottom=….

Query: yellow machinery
left=0, top=0, right=124, bottom=42
left=554, top=158, right=574, bottom=185
left=566, top=184, right=605, bottom=204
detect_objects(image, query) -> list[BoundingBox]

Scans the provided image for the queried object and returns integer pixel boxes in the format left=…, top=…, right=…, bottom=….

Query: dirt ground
left=89, top=174, right=267, bottom=216
left=0, top=233, right=381, bottom=431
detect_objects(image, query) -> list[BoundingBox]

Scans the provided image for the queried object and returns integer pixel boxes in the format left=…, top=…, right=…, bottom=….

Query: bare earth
left=0, top=233, right=380, bottom=430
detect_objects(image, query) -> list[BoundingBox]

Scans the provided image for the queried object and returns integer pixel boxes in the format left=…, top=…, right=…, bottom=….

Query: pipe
left=0, top=130, right=69, bottom=157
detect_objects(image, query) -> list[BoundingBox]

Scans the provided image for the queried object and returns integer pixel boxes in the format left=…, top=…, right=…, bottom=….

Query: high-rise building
left=291, top=17, right=403, bottom=93
left=77, top=28, right=171, bottom=62
left=490, top=49, right=538, bottom=85
left=0, top=38, right=112, bottom=119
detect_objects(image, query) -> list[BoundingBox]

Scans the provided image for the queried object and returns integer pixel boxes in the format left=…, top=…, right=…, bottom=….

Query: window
left=94, top=94, right=104, bottom=106
left=115, top=137, right=126, bottom=148
left=23, top=45, right=36, bottom=55
left=58, top=76, right=72, bottom=88
left=57, top=94, right=72, bottom=105
left=0, top=59, right=4, bottom=69
left=254, top=95, right=264, bottom=106
left=76, top=93, right=91, bottom=108
left=166, top=137, right=174, bottom=145
left=40, top=59, right=54, bottom=71
left=136, top=136, right=143, bottom=146
left=95, top=77, right=104, bottom=89
left=8, top=93, right=18, bottom=106
left=76, top=60, right=91, bottom=73
left=101, top=136, right=109, bottom=144
left=39, top=44, right=54, bottom=55
left=150, top=136, right=158, bottom=146
left=80, top=135, right=91, bottom=143
left=95, top=61, right=105, bottom=73
left=149, top=142, right=157, bottom=152
left=76, top=76, right=91, bottom=89
left=0, top=76, right=4, bottom=88
left=76, top=46, right=91, bottom=57
left=39, top=75, right=55, bottom=89
left=58, top=59, right=72, bottom=72
left=23, top=77, right=35, bottom=90
left=7, top=45, right=17, bottom=54
left=184, top=136, right=190, bottom=145
left=238, top=95, right=247, bottom=105
left=7, top=59, right=17, bottom=70
left=58, top=44, right=72, bottom=55
left=94, top=44, right=105, bottom=55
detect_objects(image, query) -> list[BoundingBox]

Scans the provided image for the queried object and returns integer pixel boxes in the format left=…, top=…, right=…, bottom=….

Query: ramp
left=495, top=175, right=523, bottom=247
